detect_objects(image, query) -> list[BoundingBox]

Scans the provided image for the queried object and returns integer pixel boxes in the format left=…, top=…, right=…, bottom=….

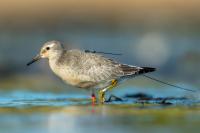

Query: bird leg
left=91, top=93, right=97, bottom=105
left=91, top=89, right=97, bottom=105
left=99, top=79, right=118, bottom=103
left=99, top=90, right=106, bottom=103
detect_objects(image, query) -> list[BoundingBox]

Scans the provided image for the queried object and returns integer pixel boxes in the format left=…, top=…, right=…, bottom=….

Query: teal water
left=0, top=88, right=200, bottom=133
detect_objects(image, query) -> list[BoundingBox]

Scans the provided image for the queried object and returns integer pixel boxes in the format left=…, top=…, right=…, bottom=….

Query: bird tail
left=138, top=67, right=156, bottom=74
left=120, top=64, right=156, bottom=76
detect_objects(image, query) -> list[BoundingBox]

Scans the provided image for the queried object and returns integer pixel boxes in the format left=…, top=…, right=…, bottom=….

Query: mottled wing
left=81, top=52, right=156, bottom=81
left=58, top=50, right=155, bottom=84
left=57, top=50, right=123, bottom=83
left=81, top=53, right=123, bottom=82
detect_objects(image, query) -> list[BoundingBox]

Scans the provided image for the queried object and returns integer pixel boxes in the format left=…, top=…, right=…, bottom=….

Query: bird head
left=27, top=40, right=63, bottom=66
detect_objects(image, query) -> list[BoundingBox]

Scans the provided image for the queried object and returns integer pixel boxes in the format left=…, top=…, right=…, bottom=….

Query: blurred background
left=0, top=0, right=200, bottom=92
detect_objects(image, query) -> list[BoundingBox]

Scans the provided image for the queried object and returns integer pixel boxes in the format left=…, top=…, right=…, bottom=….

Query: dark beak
left=27, top=54, right=41, bottom=66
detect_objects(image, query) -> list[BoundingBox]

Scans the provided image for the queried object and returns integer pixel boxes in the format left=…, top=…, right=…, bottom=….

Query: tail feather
left=139, top=67, right=156, bottom=74
left=120, top=64, right=156, bottom=76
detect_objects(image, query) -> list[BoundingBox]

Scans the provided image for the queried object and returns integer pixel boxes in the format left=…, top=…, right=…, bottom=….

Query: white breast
left=49, top=59, right=91, bottom=86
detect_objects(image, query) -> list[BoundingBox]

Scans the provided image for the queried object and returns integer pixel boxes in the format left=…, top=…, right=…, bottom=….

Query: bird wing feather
left=58, top=50, right=147, bottom=83
left=80, top=51, right=145, bottom=82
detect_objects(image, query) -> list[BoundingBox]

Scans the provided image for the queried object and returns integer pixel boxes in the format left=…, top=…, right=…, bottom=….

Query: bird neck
left=48, top=50, right=63, bottom=61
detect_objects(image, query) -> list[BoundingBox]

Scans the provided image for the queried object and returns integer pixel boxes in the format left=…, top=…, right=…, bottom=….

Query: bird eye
left=46, top=47, right=50, bottom=50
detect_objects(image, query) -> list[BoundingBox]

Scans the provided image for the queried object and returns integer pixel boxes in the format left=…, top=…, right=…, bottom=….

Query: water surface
left=0, top=88, right=199, bottom=133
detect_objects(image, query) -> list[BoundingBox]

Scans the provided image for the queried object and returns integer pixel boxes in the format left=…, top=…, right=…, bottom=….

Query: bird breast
left=49, top=59, right=92, bottom=86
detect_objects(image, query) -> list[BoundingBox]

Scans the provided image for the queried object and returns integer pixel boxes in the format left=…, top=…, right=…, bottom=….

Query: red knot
left=27, top=40, right=156, bottom=104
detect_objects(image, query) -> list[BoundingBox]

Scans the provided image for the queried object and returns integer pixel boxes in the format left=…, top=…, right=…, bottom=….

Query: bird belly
left=50, top=63, right=96, bottom=88
left=63, top=75, right=98, bottom=89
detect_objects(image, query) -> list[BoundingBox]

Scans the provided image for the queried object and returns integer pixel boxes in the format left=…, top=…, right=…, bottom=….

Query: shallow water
left=0, top=88, right=200, bottom=133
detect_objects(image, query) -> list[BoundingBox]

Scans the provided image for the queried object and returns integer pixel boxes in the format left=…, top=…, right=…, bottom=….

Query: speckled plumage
left=28, top=40, right=156, bottom=91
left=27, top=40, right=156, bottom=103
left=34, top=41, right=154, bottom=91
left=50, top=49, right=126, bottom=89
